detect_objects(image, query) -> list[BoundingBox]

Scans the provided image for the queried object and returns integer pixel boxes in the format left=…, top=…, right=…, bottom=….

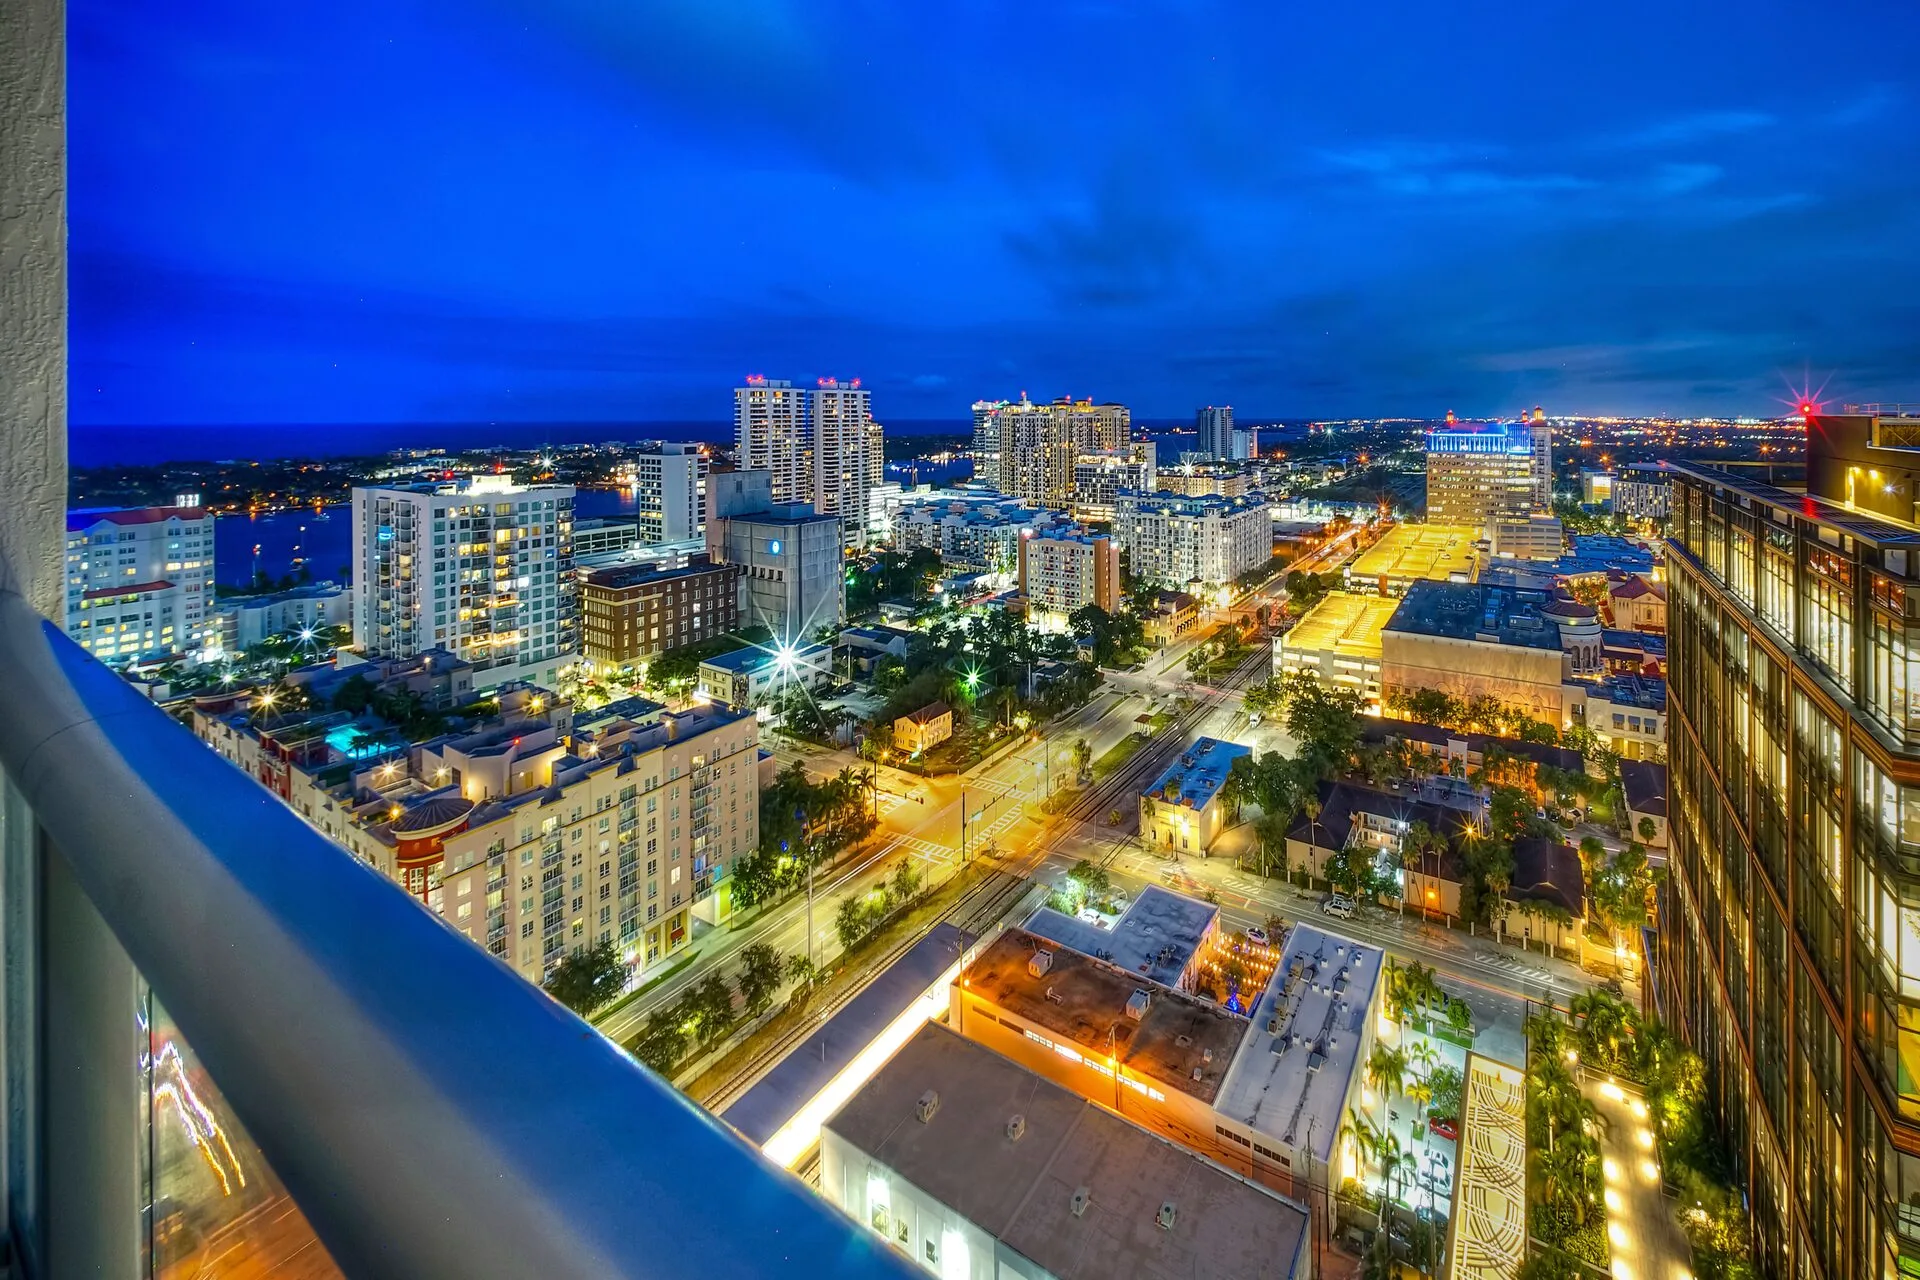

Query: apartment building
left=435, top=704, right=760, bottom=981
left=630, top=443, right=707, bottom=544
left=985, top=396, right=1130, bottom=508
left=1111, top=490, right=1271, bottom=590
left=64, top=496, right=217, bottom=663
left=1195, top=404, right=1234, bottom=459
left=1016, top=530, right=1120, bottom=625
left=1657, top=413, right=1920, bottom=1277
left=893, top=495, right=1066, bottom=574
left=1615, top=461, right=1676, bottom=523
left=579, top=558, right=741, bottom=667
left=1070, top=441, right=1157, bottom=522
left=351, top=474, right=576, bottom=690
left=214, top=581, right=352, bottom=652
left=1378, top=581, right=1572, bottom=730
left=811, top=378, right=879, bottom=548
left=573, top=517, right=639, bottom=559
left=734, top=376, right=810, bottom=504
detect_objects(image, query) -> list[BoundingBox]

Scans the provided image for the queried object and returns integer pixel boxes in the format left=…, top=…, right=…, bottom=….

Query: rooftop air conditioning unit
left=1157, top=1201, right=1178, bottom=1231
left=916, top=1090, right=940, bottom=1124
left=1007, top=1114, right=1027, bottom=1142
left=1126, top=989, right=1152, bottom=1020
left=1028, top=949, right=1054, bottom=978
left=1071, top=1187, right=1092, bottom=1218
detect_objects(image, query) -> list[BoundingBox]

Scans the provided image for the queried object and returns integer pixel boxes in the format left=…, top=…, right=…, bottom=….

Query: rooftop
left=1285, top=778, right=1477, bottom=861
left=1382, top=581, right=1563, bottom=651
left=1348, top=523, right=1481, bottom=587
left=1510, top=837, right=1584, bottom=916
left=1619, top=759, right=1669, bottom=818
left=1216, top=924, right=1382, bottom=1163
left=1283, top=591, right=1400, bottom=660
left=899, top=701, right=951, bottom=726
left=724, top=923, right=974, bottom=1151
left=1023, top=885, right=1219, bottom=989
left=1142, top=737, right=1251, bottom=812
left=1117, top=490, right=1269, bottom=516
left=582, top=558, right=729, bottom=591
left=66, top=503, right=210, bottom=531
left=700, top=642, right=830, bottom=674
left=825, top=1022, right=1309, bottom=1280
left=962, top=929, right=1244, bottom=1104
left=1601, top=628, right=1666, bottom=656
left=1577, top=671, right=1667, bottom=711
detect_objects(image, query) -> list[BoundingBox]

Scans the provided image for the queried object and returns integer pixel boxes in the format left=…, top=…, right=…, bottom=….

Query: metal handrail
left=0, top=586, right=915, bottom=1280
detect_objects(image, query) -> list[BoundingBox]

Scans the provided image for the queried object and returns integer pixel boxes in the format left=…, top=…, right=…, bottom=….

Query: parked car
left=1246, top=925, right=1271, bottom=946
left=1320, top=895, right=1355, bottom=919
left=1428, top=1116, right=1459, bottom=1142
left=1247, top=712, right=1262, bottom=728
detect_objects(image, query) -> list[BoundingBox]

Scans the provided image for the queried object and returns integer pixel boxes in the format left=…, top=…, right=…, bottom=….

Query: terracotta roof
left=66, top=505, right=210, bottom=532
left=82, top=580, right=174, bottom=600
left=1609, top=577, right=1665, bottom=601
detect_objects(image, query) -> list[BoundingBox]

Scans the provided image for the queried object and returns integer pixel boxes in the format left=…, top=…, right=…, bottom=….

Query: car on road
left=1320, top=894, right=1355, bottom=919
left=1245, top=925, right=1270, bottom=946
left=1247, top=712, right=1262, bottom=728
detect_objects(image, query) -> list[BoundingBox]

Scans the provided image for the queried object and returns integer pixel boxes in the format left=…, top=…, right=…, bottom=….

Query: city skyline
left=72, top=0, right=1920, bottom=432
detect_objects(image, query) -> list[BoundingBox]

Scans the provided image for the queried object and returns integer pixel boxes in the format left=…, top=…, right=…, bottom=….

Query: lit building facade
left=987, top=396, right=1130, bottom=509
left=436, top=704, right=761, bottom=980
left=580, top=559, right=740, bottom=667
left=1071, top=442, right=1157, bottom=522
left=351, top=475, right=577, bottom=690
left=810, top=378, right=878, bottom=548
left=1425, top=422, right=1549, bottom=531
left=893, top=496, right=1065, bottom=575
left=1017, top=531, right=1120, bottom=625
left=1111, top=490, right=1271, bottom=591
left=1661, top=415, right=1920, bottom=1279
left=64, top=498, right=216, bottom=664
left=734, top=376, right=810, bottom=505
left=629, top=443, right=707, bottom=544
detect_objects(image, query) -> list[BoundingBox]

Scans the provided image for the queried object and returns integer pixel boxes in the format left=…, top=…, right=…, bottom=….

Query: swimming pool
left=325, top=725, right=395, bottom=760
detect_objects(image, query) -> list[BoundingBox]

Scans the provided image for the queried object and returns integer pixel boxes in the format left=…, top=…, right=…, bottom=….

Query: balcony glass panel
left=145, top=992, right=342, bottom=1278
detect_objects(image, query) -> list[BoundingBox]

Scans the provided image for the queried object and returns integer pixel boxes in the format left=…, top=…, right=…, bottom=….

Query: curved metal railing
left=0, top=583, right=914, bottom=1280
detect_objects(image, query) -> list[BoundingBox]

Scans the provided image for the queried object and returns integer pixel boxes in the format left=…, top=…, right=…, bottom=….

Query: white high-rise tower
left=734, top=377, right=810, bottom=505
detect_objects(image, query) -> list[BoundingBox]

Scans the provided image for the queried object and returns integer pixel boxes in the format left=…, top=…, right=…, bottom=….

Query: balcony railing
left=0, top=576, right=914, bottom=1279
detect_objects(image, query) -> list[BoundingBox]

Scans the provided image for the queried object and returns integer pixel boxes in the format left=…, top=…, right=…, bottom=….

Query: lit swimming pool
left=325, top=725, right=394, bottom=759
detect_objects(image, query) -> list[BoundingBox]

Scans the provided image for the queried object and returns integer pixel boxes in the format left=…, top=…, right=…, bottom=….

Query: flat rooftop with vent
left=954, top=927, right=1244, bottom=1106
left=1138, top=736, right=1250, bottom=856
left=821, top=1021, right=1310, bottom=1280
left=1022, top=884, right=1219, bottom=991
left=1214, top=924, right=1383, bottom=1171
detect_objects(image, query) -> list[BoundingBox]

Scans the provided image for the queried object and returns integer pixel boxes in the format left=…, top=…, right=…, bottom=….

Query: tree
left=1425, top=1065, right=1464, bottom=1121
left=836, top=895, right=874, bottom=952
left=736, top=942, right=786, bottom=1016
left=1065, top=859, right=1112, bottom=903
left=1444, top=996, right=1474, bottom=1037
left=630, top=1008, right=689, bottom=1075
left=542, top=939, right=627, bottom=1016
left=1072, top=736, right=1093, bottom=782
left=1366, top=1044, right=1408, bottom=1098
left=888, top=858, right=923, bottom=908
left=687, top=972, right=737, bottom=1046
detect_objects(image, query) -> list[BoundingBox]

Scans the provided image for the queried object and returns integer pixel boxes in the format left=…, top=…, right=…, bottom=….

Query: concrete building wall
left=1379, top=631, right=1570, bottom=727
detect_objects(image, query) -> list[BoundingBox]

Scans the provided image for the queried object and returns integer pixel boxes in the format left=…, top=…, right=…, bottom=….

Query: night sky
left=71, top=0, right=1920, bottom=429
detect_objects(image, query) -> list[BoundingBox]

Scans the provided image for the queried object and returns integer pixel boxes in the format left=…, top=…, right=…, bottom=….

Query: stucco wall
left=0, top=0, right=66, bottom=617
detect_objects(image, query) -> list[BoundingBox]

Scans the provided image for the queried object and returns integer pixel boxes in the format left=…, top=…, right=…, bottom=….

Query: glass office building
left=1663, top=413, right=1920, bottom=1280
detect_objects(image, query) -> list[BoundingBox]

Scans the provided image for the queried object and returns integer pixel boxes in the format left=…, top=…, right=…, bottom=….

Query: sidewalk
left=1585, top=1076, right=1693, bottom=1280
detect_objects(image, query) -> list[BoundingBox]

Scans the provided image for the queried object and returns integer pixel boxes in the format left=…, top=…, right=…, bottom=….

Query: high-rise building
left=351, top=474, right=576, bottom=689
left=971, top=398, right=1011, bottom=484
left=1111, top=490, right=1270, bottom=591
left=1661, top=410, right=1920, bottom=1279
left=629, top=443, right=707, bottom=544
left=808, top=378, right=876, bottom=546
left=1017, top=530, right=1121, bottom=625
left=734, top=376, right=810, bottom=504
left=1195, top=404, right=1234, bottom=459
left=991, top=396, right=1130, bottom=509
left=1424, top=422, right=1543, bottom=531
left=865, top=420, right=886, bottom=493
left=64, top=495, right=217, bottom=663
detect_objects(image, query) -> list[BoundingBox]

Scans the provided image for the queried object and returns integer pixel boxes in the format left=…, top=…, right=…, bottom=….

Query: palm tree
left=1366, top=1044, right=1408, bottom=1100
left=1400, top=819, right=1434, bottom=917
left=1534, top=1133, right=1598, bottom=1224
left=1405, top=1038, right=1439, bottom=1082
left=1301, top=795, right=1323, bottom=885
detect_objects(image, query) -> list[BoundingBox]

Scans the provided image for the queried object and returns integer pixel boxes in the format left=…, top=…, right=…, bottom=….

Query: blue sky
left=71, top=0, right=1920, bottom=426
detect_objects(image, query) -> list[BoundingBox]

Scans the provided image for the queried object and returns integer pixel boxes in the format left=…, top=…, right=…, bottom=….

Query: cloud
left=1610, top=110, right=1775, bottom=149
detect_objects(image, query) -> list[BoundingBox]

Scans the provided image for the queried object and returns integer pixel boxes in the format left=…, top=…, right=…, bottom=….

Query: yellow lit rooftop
left=1348, top=523, right=1481, bottom=590
left=1282, top=591, right=1400, bottom=659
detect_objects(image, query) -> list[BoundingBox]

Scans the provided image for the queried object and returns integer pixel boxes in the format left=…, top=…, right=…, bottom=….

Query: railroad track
left=700, top=866, right=1028, bottom=1115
